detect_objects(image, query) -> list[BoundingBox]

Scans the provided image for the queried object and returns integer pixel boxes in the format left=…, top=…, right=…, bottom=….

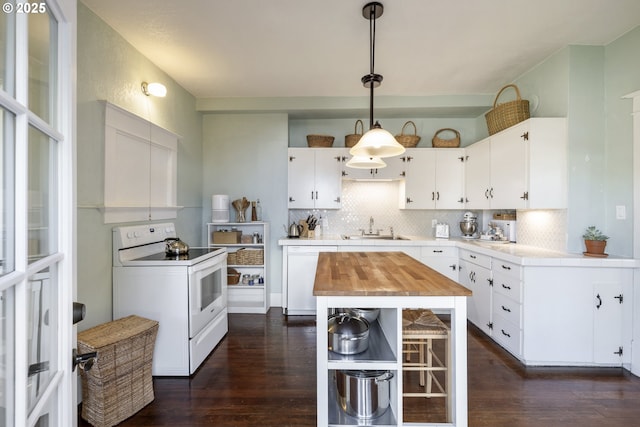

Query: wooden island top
left=313, top=251, right=472, bottom=297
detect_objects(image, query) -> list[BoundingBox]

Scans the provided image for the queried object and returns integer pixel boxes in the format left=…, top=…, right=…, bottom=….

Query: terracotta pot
left=584, top=239, right=607, bottom=255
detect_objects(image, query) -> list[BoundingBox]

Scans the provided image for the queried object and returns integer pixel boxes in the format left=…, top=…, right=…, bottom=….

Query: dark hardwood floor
left=79, top=309, right=640, bottom=426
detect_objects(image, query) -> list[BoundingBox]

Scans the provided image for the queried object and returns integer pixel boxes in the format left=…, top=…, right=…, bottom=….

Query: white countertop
left=278, top=234, right=640, bottom=268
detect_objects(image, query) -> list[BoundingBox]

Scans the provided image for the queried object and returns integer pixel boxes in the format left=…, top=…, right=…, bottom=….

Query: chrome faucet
left=369, top=216, right=374, bottom=234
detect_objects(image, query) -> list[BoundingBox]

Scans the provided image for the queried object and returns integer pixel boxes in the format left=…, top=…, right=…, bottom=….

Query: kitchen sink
left=341, top=235, right=409, bottom=241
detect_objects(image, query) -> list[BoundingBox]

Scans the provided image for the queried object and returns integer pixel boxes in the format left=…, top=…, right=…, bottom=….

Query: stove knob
left=126, top=232, right=134, bottom=238
left=134, top=231, right=141, bottom=238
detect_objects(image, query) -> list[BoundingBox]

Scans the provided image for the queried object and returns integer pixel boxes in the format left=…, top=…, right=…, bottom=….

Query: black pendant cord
left=369, top=5, right=375, bottom=129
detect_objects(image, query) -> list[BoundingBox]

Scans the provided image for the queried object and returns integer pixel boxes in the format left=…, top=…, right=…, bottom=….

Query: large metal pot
left=344, top=308, right=380, bottom=324
left=335, top=370, right=394, bottom=419
left=328, top=313, right=369, bottom=355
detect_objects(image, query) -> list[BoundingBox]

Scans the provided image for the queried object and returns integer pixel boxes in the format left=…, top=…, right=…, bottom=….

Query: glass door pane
left=28, top=126, right=57, bottom=262
left=27, top=266, right=58, bottom=413
left=1, top=108, right=15, bottom=276
left=0, top=1, right=15, bottom=95
left=28, top=8, right=57, bottom=125
left=1, top=287, right=15, bottom=426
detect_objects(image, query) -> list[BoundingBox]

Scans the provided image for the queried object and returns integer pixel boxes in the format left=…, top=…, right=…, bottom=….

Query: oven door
left=189, top=252, right=227, bottom=338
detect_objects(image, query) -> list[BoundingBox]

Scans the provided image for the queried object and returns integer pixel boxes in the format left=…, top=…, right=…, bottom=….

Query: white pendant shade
left=349, top=126, right=406, bottom=158
left=346, top=155, right=387, bottom=169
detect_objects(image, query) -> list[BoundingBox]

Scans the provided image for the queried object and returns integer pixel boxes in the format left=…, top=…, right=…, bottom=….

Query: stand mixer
left=459, top=211, right=478, bottom=239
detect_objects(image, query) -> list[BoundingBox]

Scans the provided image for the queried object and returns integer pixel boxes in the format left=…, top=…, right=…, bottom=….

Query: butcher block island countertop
left=313, top=251, right=471, bottom=427
left=313, top=251, right=472, bottom=297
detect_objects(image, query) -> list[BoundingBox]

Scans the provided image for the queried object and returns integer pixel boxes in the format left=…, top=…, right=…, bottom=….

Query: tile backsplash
left=288, top=180, right=568, bottom=252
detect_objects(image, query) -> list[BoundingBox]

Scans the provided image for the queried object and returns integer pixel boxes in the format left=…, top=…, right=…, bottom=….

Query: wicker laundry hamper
left=78, top=315, right=159, bottom=427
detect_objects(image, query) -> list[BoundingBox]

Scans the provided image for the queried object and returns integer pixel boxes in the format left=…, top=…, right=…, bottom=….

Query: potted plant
left=582, top=226, right=609, bottom=256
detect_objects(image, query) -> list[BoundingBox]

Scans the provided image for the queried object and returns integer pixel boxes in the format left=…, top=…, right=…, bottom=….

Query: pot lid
left=328, top=313, right=369, bottom=336
left=339, top=370, right=390, bottom=378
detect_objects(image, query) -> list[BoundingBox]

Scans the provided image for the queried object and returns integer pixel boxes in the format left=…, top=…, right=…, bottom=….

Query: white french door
left=0, top=1, right=76, bottom=426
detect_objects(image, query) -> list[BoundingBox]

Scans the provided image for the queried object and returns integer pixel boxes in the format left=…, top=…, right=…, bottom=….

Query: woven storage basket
left=227, top=267, right=241, bottom=285
left=78, top=315, right=158, bottom=427
left=344, top=120, right=364, bottom=148
left=485, top=84, right=530, bottom=135
left=235, top=248, right=264, bottom=265
left=395, top=121, right=421, bottom=147
left=432, top=128, right=461, bottom=148
left=306, top=135, right=335, bottom=147
left=227, top=251, right=237, bottom=265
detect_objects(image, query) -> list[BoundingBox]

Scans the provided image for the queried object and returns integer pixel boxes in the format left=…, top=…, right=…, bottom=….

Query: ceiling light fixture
left=345, top=155, right=387, bottom=169
left=141, top=81, right=167, bottom=97
left=348, top=2, right=405, bottom=160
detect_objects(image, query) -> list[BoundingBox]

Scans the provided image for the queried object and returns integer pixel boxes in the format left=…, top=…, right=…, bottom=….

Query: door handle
left=72, top=348, right=97, bottom=372
left=73, top=302, right=86, bottom=325
left=28, top=361, right=50, bottom=377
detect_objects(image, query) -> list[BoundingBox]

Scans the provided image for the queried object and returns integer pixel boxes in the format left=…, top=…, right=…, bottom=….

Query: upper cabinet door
left=313, top=149, right=343, bottom=209
left=287, top=148, right=316, bottom=209
left=400, top=150, right=436, bottom=209
left=464, top=138, right=492, bottom=210
left=287, top=148, right=343, bottom=209
left=490, top=124, right=528, bottom=209
left=526, top=118, right=567, bottom=209
left=104, top=102, right=179, bottom=223
left=434, top=149, right=465, bottom=209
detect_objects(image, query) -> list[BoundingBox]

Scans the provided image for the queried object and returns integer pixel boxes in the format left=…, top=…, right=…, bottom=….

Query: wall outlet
left=616, top=205, right=626, bottom=220
left=431, top=219, right=438, bottom=227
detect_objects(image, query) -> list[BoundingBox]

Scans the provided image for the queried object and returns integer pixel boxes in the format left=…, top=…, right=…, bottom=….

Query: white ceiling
left=80, top=0, right=640, bottom=100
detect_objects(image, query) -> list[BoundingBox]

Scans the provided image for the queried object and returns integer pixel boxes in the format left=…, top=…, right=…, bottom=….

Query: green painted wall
left=604, top=26, right=640, bottom=257
left=77, top=3, right=203, bottom=329
left=201, top=114, right=289, bottom=299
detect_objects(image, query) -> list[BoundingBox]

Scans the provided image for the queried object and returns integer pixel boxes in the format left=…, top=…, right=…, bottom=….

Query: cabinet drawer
left=421, top=246, right=458, bottom=258
left=493, top=259, right=522, bottom=280
left=492, top=314, right=522, bottom=357
left=492, top=270, right=522, bottom=302
left=459, top=249, right=491, bottom=269
left=492, top=292, right=521, bottom=327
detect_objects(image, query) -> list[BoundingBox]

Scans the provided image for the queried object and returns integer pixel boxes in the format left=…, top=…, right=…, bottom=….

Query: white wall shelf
left=207, top=222, right=269, bottom=314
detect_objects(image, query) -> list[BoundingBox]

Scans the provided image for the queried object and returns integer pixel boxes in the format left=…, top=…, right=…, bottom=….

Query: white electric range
left=112, top=223, right=228, bottom=376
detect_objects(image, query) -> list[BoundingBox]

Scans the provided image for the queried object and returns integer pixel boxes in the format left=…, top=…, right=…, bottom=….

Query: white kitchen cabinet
left=458, top=250, right=492, bottom=336
left=521, top=266, right=630, bottom=366
left=283, top=245, right=337, bottom=315
left=420, top=246, right=459, bottom=281
left=399, top=148, right=465, bottom=210
left=207, top=222, right=269, bottom=314
left=464, top=118, right=567, bottom=210
left=457, top=247, right=631, bottom=366
left=103, top=102, right=180, bottom=223
left=490, top=259, right=523, bottom=357
left=287, top=148, right=343, bottom=209
left=463, top=138, right=491, bottom=210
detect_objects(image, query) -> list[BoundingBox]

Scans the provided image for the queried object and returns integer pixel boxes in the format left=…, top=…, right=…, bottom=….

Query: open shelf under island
left=314, top=251, right=472, bottom=427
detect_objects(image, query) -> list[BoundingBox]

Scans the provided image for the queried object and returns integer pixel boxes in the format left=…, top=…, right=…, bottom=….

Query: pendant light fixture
left=349, top=2, right=405, bottom=160
left=345, top=155, right=387, bottom=169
